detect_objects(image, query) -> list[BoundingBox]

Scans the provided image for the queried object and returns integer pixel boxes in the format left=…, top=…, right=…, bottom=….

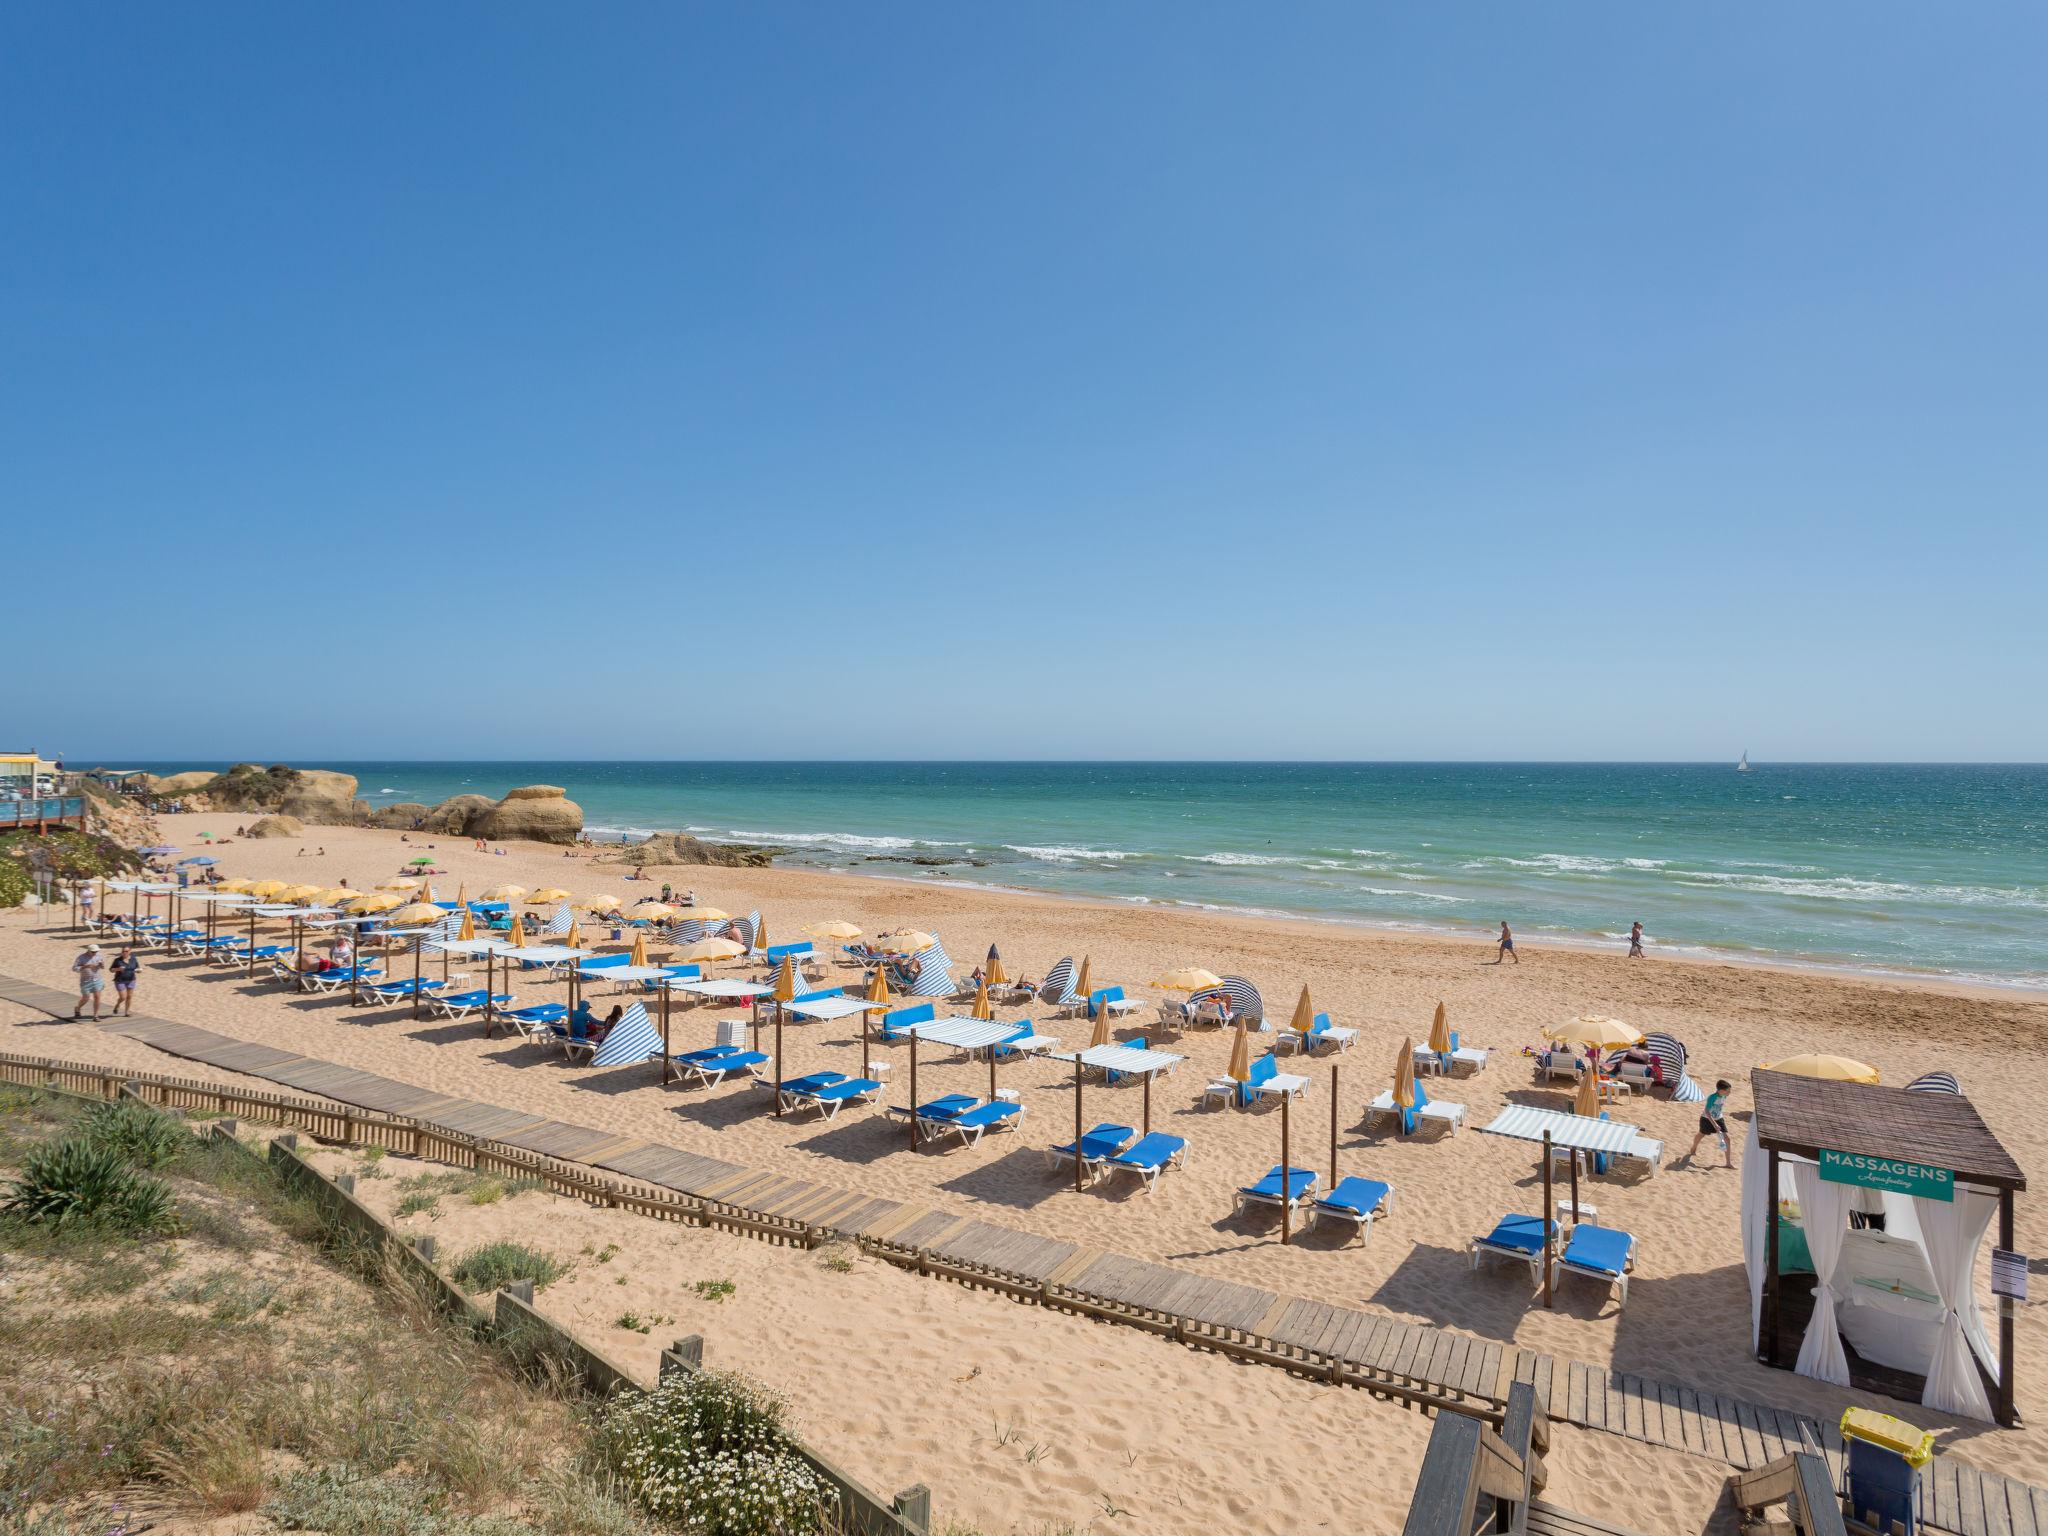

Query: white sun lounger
left=1366, top=1090, right=1466, bottom=1136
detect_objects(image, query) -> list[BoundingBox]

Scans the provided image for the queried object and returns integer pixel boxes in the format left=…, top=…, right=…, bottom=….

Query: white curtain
left=1740, top=1124, right=1767, bottom=1350
left=1918, top=1189, right=1998, bottom=1420
left=1791, top=1163, right=1852, bottom=1386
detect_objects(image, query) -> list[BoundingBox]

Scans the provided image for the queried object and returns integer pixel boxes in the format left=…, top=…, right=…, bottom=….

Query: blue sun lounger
left=673, top=1047, right=769, bottom=1088
left=1101, top=1132, right=1188, bottom=1193
left=500, top=1002, right=566, bottom=1036
left=926, top=1099, right=1022, bottom=1148
left=1553, top=1224, right=1637, bottom=1308
left=1045, top=1123, right=1136, bottom=1184
left=1236, top=1164, right=1318, bottom=1216
left=778, top=1072, right=882, bottom=1120
left=887, top=1093, right=977, bottom=1126
left=1469, top=1214, right=1559, bottom=1284
left=430, top=989, right=515, bottom=1021
left=361, top=976, right=448, bottom=1003
left=1312, top=1176, right=1393, bottom=1241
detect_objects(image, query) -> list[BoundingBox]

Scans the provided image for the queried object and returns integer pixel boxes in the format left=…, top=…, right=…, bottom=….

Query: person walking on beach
left=1627, top=921, right=1645, bottom=959
left=72, top=943, right=107, bottom=1020
left=1688, top=1079, right=1736, bottom=1168
left=1492, top=921, right=1518, bottom=964
left=78, top=881, right=95, bottom=926
left=110, top=946, right=140, bottom=1016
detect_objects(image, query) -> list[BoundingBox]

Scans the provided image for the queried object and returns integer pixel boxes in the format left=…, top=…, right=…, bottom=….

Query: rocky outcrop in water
left=598, top=832, right=780, bottom=868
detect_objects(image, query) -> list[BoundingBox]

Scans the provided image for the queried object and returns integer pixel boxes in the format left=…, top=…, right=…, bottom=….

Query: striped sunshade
left=1189, top=976, right=1263, bottom=1020
left=1039, top=957, right=1079, bottom=1005
left=542, top=904, right=574, bottom=937
left=664, top=917, right=717, bottom=945
left=905, top=938, right=954, bottom=998
left=1478, top=1104, right=1646, bottom=1156
left=590, top=1004, right=661, bottom=1068
left=1906, top=1070, right=1963, bottom=1096
left=1641, top=1031, right=1704, bottom=1103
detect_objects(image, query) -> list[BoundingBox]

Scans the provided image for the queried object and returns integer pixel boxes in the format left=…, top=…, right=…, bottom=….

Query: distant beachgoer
left=234, top=826, right=246, bottom=836
left=568, top=999, right=597, bottom=1040
left=111, top=946, right=140, bottom=1016
left=72, top=944, right=107, bottom=1020
left=1493, top=922, right=1518, bottom=965
left=1627, top=922, right=1645, bottom=959
left=79, top=884, right=95, bottom=922
left=1689, top=1079, right=1735, bottom=1168
left=660, top=883, right=672, bottom=903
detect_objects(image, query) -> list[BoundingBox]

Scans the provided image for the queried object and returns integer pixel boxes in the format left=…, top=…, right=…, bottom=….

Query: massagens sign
left=1819, top=1150, right=1954, bottom=1202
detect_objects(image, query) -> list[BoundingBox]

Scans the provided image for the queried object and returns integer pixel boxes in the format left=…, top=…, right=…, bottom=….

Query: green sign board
left=1820, top=1149, right=1953, bottom=1202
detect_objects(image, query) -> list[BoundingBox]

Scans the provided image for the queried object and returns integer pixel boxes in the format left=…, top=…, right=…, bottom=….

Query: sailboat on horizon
left=1737, top=750, right=1752, bottom=773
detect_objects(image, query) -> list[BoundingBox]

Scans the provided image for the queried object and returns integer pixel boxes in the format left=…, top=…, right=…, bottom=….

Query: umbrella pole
left=1143, top=1071, right=1152, bottom=1136
left=988, top=1040, right=996, bottom=1104
left=485, top=949, right=495, bottom=1035
left=351, top=923, right=361, bottom=1006
left=1570, top=1143, right=1580, bottom=1225
left=412, top=939, right=422, bottom=1019
left=246, top=906, right=256, bottom=976
left=1281, top=1091, right=1291, bottom=1246
left=1330, top=1063, right=1339, bottom=1185
left=1542, top=1131, right=1554, bottom=1309
left=861, top=1011, right=871, bottom=1082
left=1073, top=1051, right=1084, bottom=1194
left=660, top=983, right=671, bottom=1085
left=908, top=1035, right=919, bottom=1150
left=774, top=1005, right=784, bottom=1118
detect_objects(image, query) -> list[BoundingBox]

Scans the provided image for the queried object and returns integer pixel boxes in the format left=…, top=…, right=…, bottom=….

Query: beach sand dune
left=8, top=813, right=2044, bottom=1492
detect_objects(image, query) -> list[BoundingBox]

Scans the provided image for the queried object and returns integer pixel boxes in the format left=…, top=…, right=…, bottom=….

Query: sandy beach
left=7, top=812, right=2046, bottom=1505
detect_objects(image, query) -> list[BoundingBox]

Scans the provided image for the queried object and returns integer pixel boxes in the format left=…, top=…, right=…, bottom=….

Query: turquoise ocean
left=134, top=762, right=2047, bottom=989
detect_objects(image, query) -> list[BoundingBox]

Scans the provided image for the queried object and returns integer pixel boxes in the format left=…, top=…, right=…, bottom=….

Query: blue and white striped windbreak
left=1906, top=1069, right=1962, bottom=1096
left=590, top=1003, right=662, bottom=1068
left=542, top=904, right=573, bottom=937
left=1190, top=976, right=1263, bottom=1021
left=730, top=912, right=761, bottom=951
left=1040, top=957, right=1079, bottom=1005
left=905, top=937, right=954, bottom=998
left=664, top=917, right=715, bottom=945
left=1641, top=1031, right=1704, bottom=1102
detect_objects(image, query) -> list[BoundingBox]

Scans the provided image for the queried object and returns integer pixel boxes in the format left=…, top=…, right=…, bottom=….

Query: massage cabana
left=1745, top=1068, right=2025, bottom=1425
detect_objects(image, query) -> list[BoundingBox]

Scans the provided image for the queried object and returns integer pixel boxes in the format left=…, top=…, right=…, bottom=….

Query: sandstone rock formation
left=420, top=794, right=495, bottom=834
left=598, top=832, right=779, bottom=868
left=476, top=785, right=582, bottom=845
left=369, top=802, right=431, bottom=829
left=245, top=815, right=304, bottom=838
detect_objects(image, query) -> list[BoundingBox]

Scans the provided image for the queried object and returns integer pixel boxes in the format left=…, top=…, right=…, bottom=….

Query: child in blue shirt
left=1688, top=1078, right=1735, bottom=1168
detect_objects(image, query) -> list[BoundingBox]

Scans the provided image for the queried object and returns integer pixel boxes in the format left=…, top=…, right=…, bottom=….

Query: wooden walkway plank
left=1960, top=1463, right=1989, bottom=1536
left=1673, top=1387, right=1704, bottom=1458
left=1655, top=1382, right=1683, bottom=1451
left=1618, top=1376, right=1647, bottom=1442
left=1986, top=1474, right=2021, bottom=1536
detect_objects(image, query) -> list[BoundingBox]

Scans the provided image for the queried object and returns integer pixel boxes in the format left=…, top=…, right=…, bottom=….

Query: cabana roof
left=1047, top=1043, right=1185, bottom=1076
left=785, top=995, right=872, bottom=1022
left=1750, top=1068, right=2025, bottom=1191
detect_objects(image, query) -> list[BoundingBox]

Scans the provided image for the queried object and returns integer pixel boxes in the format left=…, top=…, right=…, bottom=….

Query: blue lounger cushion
left=1317, top=1176, right=1392, bottom=1217
left=1561, top=1225, right=1634, bottom=1276
left=1241, top=1165, right=1317, bottom=1202
left=674, top=1045, right=740, bottom=1064
left=1477, top=1214, right=1556, bottom=1253
left=949, top=1101, right=1021, bottom=1131
left=895, top=1093, right=977, bottom=1121
left=1053, top=1123, right=1136, bottom=1160
left=805, top=1078, right=880, bottom=1103
left=1107, top=1132, right=1186, bottom=1172
left=779, top=1072, right=848, bottom=1094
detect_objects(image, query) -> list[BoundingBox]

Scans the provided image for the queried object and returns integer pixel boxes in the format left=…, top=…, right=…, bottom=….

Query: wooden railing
left=1403, top=1380, right=1548, bottom=1535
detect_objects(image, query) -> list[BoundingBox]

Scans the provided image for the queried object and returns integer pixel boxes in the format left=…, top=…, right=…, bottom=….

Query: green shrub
left=79, top=1099, right=187, bottom=1169
left=3, top=1137, right=179, bottom=1234
left=449, top=1242, right=568, bottom=1294
left=593, top=1371, right=824, bottom=1535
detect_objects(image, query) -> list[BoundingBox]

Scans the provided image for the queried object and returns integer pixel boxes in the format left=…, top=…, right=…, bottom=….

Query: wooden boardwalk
left=1, top=969, right=2036, bottom=1535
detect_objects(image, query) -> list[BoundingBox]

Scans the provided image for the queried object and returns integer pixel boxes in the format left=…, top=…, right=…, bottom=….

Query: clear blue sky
left=6, top=5, right=2043, bottom=763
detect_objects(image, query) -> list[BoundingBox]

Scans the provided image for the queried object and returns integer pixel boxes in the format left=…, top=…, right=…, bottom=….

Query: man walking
left=72, top=943, right=108, bottom=1020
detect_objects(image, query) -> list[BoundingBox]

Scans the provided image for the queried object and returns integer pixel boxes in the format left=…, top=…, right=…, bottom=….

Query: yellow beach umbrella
left=1427, top=1002, right=1452, bottom=1057
left=377, top=878, right=420, bottom=893
left=579, top=893, right=621, bottom=913
left=632, top=902, right=678, bottom=921
left=629, top=929, right=649, bottom=967
left=970, top=978, right=994, bottom=1021
left=675, top=905, right=730, bottom=924
left=456, top=907, right=476, bottom=942
left=1394, top=1038, right=1419, bottom=1109
left=771, top=955, right=799, bottom=1003
left=510, top=912, right=531, bottom=948
left=1151, top=965, right=1224, bottom=993
left=865, top=967, right=892, bottom=1008
left=1544, top=1014, right=1642, bottom=1050
left=676, top=937, right=744, bottom=963
left=247, top=880, right=288, bottom=898
left=1761, top=1053, right=1880, bottom=1085
left=1227, top=1018, right=1253, bottom=1083
left=885, top=931, right=936, bottom=954
left=1290, top=985, right=1316, bottom=1039
left=805, top=920, right=862, bottom=940
left=1074, top=955, right=1093, bottom=1000
left=276, top=884, right=322, bottom=903
left=984, top=946, right=1009, bottom=988
left=387, top=901, right=444, bottom=926
left=347, top=892, right=402, bottom=914
left=314, top=887, right=354, bottom=905
left=1574, top=1065, right=1603, bottom=1118
left=528, top=888, right=572, bottom=905
left=482, top=884, right=527, bottom=902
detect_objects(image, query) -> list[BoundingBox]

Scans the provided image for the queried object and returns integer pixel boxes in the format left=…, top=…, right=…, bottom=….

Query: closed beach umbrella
left=1394, top=1039, right=1419, bottom=1110
left=482, top=884, right=527, bottom=902
left=805, top=920, right=862, bottom=940
left=1089, top=1004, right=1114, bottom=1048
left=1761, top=1053, right=1880, bottom=1085
left=1151, top=965, right=1224, bottom=993
left=984, top=945, right=1009, bottom=987
left=564, top=918, right=584, bottom=951
left=866, top=966, right=892, bottom=1007
left=772, top=955, right=799, bottom=1003
left=454, top=882, right=467, bottom=906
left=1428, top=1002, right=1452, bottom=1057
left=1227, top=1018, right=1253, bottom=1083
left=1075, top=955, right=1093, bottom=1000
left=753, top=916, right=769, bottom=953
left=527, top=887, right=572, bottom=905
left=510, top=912, right=531, bottom=947
left=1574, top=1065, right=1603, bottom=1118
left=971, top=979, right=994, bottom=1022
left=1544, top=1015, right=1642, bottom=1050
left=629, top=929, right=649, bottom=967
left=456, top=906, right=476, bottom=942
left=1290, top=985, right=1316, bottom=1040
left=676, top=936, right=744, bottom=963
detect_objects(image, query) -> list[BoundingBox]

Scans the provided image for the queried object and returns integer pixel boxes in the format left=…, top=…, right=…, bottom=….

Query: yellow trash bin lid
left=1839, top=1408, right=1937, bottom=1467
